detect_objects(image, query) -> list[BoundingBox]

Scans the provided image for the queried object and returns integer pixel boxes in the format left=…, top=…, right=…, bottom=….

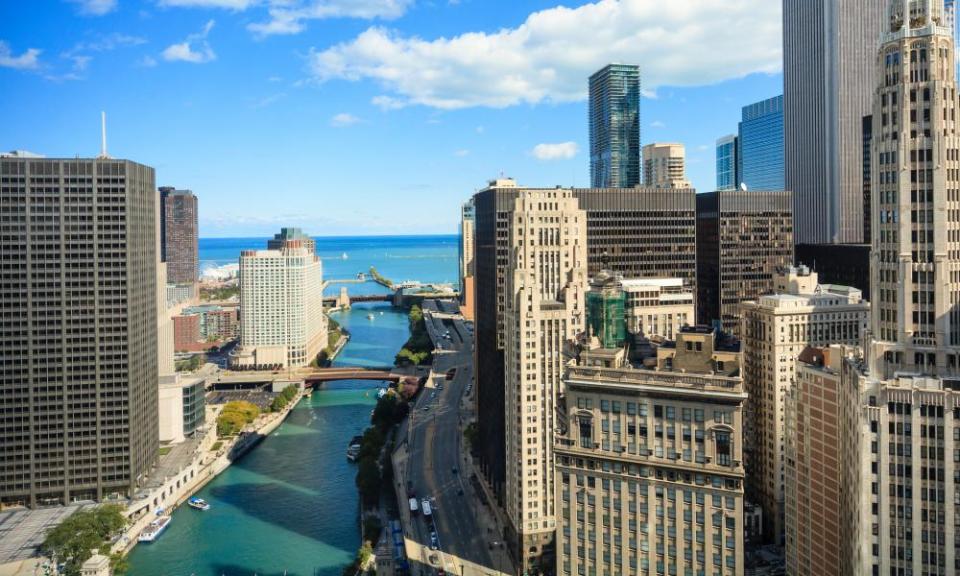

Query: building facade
left=0, top=155, right=159, bottom=507
left=460, top=198, right=475, bottom=321
left=843, top=4, right=960, bottom=573
left=738, top=95, right=785, bottom=191
left=556, top=327, right=746, bottom=576
left=783, top=0, right=886, bottom=244
left=695, top=190, right=794, bottom=333
left=503, top=189, right=587, bottom=571
left=740, top=267, right=869, bottom=544
left=622, top=278, right=695, bottom=341
left=231, top=239, right=327, bottom=369
left=715, top=135, right=739, bottom=191
left=589, top=64, right=641, bottom=189
left=159, top=186, right=199, bottom=285
left=795, top=243, right=872, bottom=300
left=784, top=346, right=863, bottom=576
left=643, top=143, right=692, bottom=189
left=473, top=179, right=698, bottom=504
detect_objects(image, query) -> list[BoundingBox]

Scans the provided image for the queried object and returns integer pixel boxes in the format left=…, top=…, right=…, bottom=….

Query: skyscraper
left=740, top=267, right=868, bottom=544
left=231, top=237, right=327, bottom=369
left=695, top=190, right=794, bottom=333
left=739, top=95, right=785, bottom=191
left=589, top=64, right=641, bottom=188
left=502, top=189, right=586, bottom=571
left=0, top=154, right=159, bottom=508
left=783, top=0, right=886, bottom=243
left=716, top=134, right=739, bottom=191
left=459, top=198, right=475, bottom=321
left=159, top=187, right=199, bottom=285
left=809, top=3, right=960, bottom=573
left=643, top=143, right=692, bottom=189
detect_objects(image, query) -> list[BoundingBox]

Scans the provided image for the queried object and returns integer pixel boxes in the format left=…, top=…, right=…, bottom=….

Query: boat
left=346, top=435, right=363, bottom=462
left=367, top=313, right=375, bottom=320
left=138, top=516, right=172, bottom=542
left=341, top=252, right=348, bottom=260
left=188, top=497, right=210, bottom=511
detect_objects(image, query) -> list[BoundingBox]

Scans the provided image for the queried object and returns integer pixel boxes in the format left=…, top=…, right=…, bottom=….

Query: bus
left=409, top=498, right=419, bottom=516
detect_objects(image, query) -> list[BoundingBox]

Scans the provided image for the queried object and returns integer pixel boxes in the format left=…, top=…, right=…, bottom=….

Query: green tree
left=216, top=410, right=247, bottom=436
left=355, top=457, right=381, bottom=507
left=41, top=505, right=127, bottom=576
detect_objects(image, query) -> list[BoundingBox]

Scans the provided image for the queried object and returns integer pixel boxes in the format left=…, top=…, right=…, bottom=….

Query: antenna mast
left=99, top=111, right=109, bottom=159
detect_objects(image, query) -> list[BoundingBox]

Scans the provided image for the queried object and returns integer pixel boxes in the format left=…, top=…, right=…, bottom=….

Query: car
left=429, top=531, right=439, bottom=550
left=437, top=570, right=446, bottom=576
left=457, top=488, right=464, bottom=496
left=437, top=383, right=444, bottom=390
left=423, top=405, right=430, bottom=412
left=451, top=467, right=458, bottom=474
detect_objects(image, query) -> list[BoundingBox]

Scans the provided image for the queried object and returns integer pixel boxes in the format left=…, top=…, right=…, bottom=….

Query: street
left=395, top=300, right=513, bottom=576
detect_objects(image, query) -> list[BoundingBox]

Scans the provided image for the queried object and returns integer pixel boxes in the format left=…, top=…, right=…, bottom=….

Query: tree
left=216, top=410, right=247, bottom=437
left=41, top=505, right=127, bottom=576
left=356, top=457, right=381, bottom=507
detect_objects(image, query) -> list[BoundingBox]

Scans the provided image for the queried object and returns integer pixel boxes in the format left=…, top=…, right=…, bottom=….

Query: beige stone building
left=556, top=326, right=746, bottom=576
left=503, top=189, right=587, bottom=571
left=740, top=266, right=869, bottom=543
left=622, top=278, right=694, bottom=340
left=231, top=237, right=327, bottom=369
left=643, top=143, right=692, bottom=189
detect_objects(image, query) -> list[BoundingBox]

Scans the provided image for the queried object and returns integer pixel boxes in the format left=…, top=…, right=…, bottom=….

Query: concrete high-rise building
left=502, top=189, right=586, bottom=571
left=474, top=179, right=697, bottom=501
left=695, top=190, right=794, bottom=333
left=783, top=0, right=886, bottom=244
left=716, top=134, right=739, bottom=191
left=459, top=198, right=475, bottom=321
left=159, top=187, right=199, bottom=285
left=740, top=266, right=869, bottom=544
left=739, top=95, right=785, bottom=191
left=589, top=64, right=641, bottom=188
left=231, top=237, right=327, bottom=369
left=643, top=143, right=692, bottom=189
left=0, top=154, right=159, bottom=508
left=556, top=326, right=746, bottom=576
left=267, top=227, right=315, bottom=255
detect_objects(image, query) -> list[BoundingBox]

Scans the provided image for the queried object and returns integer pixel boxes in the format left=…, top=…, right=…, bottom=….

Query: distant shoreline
left=198, top=233, right=459, bottom=241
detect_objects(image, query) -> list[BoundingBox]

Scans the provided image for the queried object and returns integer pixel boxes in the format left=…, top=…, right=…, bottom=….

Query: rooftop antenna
left=98, top=111, right=110, bottom=159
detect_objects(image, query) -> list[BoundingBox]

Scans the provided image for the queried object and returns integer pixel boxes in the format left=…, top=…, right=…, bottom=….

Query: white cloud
left=453, top=149, right=470, bottom=157
left=58, top=34, right=147, bottom=78
left=67, top=0, right=118, bottom=16
left=251, top=92, right=286, bottom=108
left=249, top=0, right=412, bottom=37
left=139, top=55, right=158, bottom=67
left=650, top=120, right=665, bottom=128
left=158, top=0, right=256, bottom=8
left=162, top=20, right=217, bottom=63
left=330, top=112, right=361, bottom=127
left=532, top=142, right=578, bottom=161
left=0, top=41, right=41, bottom=70
left=475, top=125, right=485, bottom=134
left=307, top=0, right=781, bottom=110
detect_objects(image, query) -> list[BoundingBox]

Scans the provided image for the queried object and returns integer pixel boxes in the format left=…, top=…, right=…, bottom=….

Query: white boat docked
left=138, top=516, right=172, bottom=542
left=188, top=497, right=210, bottom=511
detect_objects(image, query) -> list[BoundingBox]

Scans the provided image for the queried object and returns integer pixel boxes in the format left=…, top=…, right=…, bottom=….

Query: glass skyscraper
left=716, top=134, right=739, bottom=190
left=589, top=64, right=641, bottom=188
left=739, top=95, right=784, bottom=191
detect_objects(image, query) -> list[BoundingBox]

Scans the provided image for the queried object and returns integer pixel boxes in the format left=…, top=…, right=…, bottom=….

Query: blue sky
left=1, top=0, right=783, bottom=237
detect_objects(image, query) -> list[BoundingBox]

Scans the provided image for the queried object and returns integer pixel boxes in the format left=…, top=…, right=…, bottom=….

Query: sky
left=0, top=0, right=784, bottom=237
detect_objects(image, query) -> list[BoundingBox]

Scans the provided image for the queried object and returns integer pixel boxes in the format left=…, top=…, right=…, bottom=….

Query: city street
left=395, top=301, right=513, bottom=576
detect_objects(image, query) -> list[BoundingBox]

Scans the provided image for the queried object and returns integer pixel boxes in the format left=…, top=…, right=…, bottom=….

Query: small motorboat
left=188, top=497, right=210, bottom=511
left=367, top=313, right=375, bottom=320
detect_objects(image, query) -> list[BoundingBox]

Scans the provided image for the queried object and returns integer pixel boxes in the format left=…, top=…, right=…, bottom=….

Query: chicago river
left=127, top=301, right=411, bottom=575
